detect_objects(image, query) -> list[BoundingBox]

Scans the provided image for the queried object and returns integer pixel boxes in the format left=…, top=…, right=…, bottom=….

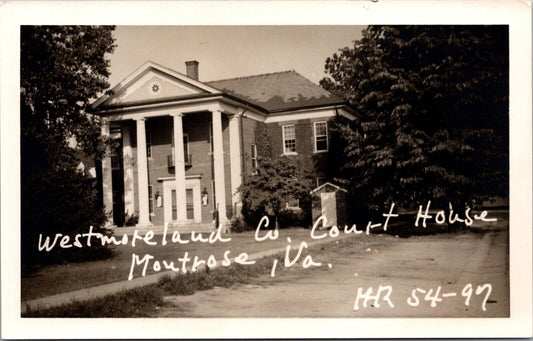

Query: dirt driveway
left=158, top=217, right=509, bottom=318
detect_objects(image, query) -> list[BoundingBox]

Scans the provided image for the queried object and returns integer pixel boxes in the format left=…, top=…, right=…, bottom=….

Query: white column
left=172, top=113, right=188, bottom=222
left=122, top=125, right=135, bottom=216
left=229, top=113, right=243, bottom=216
left=101, top=118, right=114, bottom=226
left=211, top=109, right=227, bottom=223
left=135, top=117, right=152, bottom=226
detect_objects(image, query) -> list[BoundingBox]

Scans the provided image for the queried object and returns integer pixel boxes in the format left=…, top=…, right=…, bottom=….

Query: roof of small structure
left=310, top=182, right=348, bottom=194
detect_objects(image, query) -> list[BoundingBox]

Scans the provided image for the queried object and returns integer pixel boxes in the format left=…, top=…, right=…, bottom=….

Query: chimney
left=185, top=60, right=199, bottom=81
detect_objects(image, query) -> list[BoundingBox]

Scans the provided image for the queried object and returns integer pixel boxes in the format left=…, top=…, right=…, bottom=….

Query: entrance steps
left=110, top=222, right=218, bottom=236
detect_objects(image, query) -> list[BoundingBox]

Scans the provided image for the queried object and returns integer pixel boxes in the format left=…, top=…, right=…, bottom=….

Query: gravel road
left=157, top=216, right=509, bottom=318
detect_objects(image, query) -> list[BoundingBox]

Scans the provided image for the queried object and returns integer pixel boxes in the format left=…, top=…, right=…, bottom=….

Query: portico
left=91, top=60, right=258, bottom=227
left=100, top=105, right=244, bottom=227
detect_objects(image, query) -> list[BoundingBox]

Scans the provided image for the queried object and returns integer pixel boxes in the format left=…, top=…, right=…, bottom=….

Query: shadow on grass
left=23, top=285, right=165, bottom=318
left=22, top=254, right=285, bottom=318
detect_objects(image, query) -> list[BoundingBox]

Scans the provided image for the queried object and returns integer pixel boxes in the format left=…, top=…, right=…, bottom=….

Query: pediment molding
left=92, top=61, right=222, bottom=109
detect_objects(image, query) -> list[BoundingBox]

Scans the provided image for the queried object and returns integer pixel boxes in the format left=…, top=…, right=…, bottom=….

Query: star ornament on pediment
left=149, top=81, right=161, bottom=95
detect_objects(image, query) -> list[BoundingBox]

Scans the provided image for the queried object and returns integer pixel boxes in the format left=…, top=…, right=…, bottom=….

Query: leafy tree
left=321, top=26, right=508, bottom=221
left=239, top=157, right=313, bottom=229
left=21, top=26, right=116, bottom=266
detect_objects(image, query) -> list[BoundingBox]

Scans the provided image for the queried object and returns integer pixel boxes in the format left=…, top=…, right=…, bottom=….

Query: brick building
left=91, top=61, right=355, bottom=228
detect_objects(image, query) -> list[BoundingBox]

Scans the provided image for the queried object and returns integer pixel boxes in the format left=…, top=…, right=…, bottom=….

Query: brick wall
left=266, top=117, right=332, bottom=184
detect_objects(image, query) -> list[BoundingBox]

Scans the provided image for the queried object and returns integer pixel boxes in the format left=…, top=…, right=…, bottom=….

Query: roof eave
left=90, top=92, right=269, bottom=116
left=266, top=102, right=357, bottom=121
left=90, top=93, right=223, bottom=114
left=267, top=101, right=348, bottom=114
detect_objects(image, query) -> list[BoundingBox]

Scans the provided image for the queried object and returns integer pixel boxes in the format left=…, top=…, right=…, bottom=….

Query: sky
left=107, top=26, right=365, bottom=87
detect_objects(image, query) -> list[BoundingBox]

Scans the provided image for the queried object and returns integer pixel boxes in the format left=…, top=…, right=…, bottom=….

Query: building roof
left=206, top=70, right=345, bottom=113
left=91, top=62, right=351, bottom=116
left=310, top=182, right=348, bottom=194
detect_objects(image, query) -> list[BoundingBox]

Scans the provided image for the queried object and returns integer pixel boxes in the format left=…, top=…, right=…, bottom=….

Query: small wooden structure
left=311, top=182, right=348, bottom=227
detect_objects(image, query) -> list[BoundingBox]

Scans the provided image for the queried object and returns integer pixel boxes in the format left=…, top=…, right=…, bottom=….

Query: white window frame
left=286, top=198, right=300, bottom=210
left=171, top=129, right=174, bottom=154
left=146, top=127, right=152, bottom=158
left=314, top=121, right=328, bottom=152
left=209, top=121, right=214, bottom=154
left=183, top=133, right=190, bottom=163
left=251, top=144, right=258, bottom=175
left=184, top=133, right=189, bottom=153
left=148, top=184, right=154, bottom=215
left=282, top=124, right=297, bottom=155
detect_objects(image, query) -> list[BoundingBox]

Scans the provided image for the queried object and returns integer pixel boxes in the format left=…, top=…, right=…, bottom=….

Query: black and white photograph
left=1, top=1, right=531, bottom=339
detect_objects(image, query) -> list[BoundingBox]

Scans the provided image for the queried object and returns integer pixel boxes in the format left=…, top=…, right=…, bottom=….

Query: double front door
left=163, top=178, right=201, bottom=224
left=171, top=188, right=194, bottom=220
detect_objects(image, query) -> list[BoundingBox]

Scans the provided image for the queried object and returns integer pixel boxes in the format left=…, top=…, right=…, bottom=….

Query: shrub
left=238, top=157, right=313, bottom=229
left=277, top=209, right=311, bottom=229
left=124, top=212, right=139, bottom=227
left=229, top=216, right=253, bottom=233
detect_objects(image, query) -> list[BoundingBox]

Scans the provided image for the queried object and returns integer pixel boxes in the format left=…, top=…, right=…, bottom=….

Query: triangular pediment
left=94, top=61, right=221, bottom=108
left=310, top=182, right=347, bottom=194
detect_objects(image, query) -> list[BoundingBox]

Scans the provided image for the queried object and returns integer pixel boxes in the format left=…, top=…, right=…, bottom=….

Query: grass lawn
left=22, top=228, right=318, bottom=301
left=23, top=254, right=288, bottom=317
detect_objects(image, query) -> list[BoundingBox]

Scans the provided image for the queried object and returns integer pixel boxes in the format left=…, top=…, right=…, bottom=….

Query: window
left=183, top=134, right=189, bottom=164
left=282, top=125, right=296, bottom=154
left=172, top=132, right=190, bottom=163
left=110, top=129, right=123, bottom=171
left=251, top=144, right=258, bottom=174
left=148, top=184, right=154, bottom=215
left=171, top=189, right=177, bottom=220
left=314, top=121, right=328, bottom=152
left=211, top=180, right=216, bottom=211
left=186, top=188, right=194, bottom=220
left=146, top=127, right=152, bottom=158
left=286, top=198, right=300, bottom=210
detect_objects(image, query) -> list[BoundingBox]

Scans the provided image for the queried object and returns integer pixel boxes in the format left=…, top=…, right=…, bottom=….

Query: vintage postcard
left=1, top=0, right=531, bottom=338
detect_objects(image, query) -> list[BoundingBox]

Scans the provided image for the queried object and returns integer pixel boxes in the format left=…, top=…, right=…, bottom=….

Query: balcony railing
left=168, top=154, right=192, bottom=168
